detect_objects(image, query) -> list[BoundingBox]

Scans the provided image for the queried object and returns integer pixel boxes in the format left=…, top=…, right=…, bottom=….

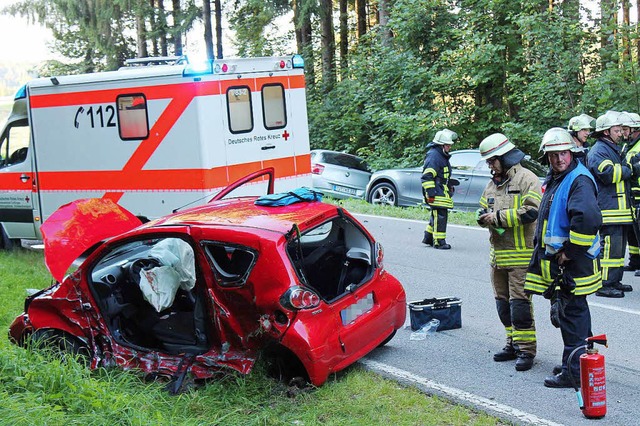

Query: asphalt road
left=355, top=214, right=640, bottom=426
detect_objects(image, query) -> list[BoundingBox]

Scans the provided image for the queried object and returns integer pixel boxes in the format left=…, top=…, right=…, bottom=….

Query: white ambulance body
left=0, top=55, right=311, bottom=246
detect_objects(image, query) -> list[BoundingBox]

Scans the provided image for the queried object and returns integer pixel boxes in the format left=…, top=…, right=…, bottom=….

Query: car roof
left=146, top=197, right=339, bottom=236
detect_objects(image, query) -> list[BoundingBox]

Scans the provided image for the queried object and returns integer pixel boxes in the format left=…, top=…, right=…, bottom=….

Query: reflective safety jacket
left=625, top=135, right=640, bottom=206
left=479, top=163, right=542, bottom=268
left=525, top=160, right=602, bottom=296
left=587, top=137, right=633, bottom=224
left=421, top=143, right=453, bottom=209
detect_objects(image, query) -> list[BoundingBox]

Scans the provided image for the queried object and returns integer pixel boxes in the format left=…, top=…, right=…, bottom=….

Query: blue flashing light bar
left=292, top=54, right=304, bottom=69
left=15, top=85, right=27, bottom=100
left=183, top=60, right=213, bottom=77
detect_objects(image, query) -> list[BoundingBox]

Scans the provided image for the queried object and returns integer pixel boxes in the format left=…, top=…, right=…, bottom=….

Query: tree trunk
left=600, top=0, right=617, bottom=68
left=214, top=0, right=223, bottom=58
left=622, top=0, right=630, bottom=62
left=339, top=0, right=348, bottom=77
left=136, top=0, right=148, bottom=58
left=158, top=0, right=168, bottom=56
left=378, top=0, right=392, bottom=44
left=172, top=0, right=183, bottom=56
left=149, top=0, right=159, bottom=56
left=203, top=0, right=214, bottom=60
left=356, top=0, right=367, bottom=37
left=319, top=0, right=336, bottom=92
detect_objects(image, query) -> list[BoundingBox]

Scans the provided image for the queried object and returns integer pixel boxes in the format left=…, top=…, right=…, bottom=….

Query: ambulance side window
left=117, top=94, right=149, bottom=140
left=0, top=120, right=30, bottom=169
left=262, top=84, right=286, bottom=130
left=227, top=86, right=253, bottom=134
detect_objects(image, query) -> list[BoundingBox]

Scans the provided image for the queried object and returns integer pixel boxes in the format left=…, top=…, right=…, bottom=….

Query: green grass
left=0, top=248, right=503, bottom=425
left=325, top=197, right=479, bottom=227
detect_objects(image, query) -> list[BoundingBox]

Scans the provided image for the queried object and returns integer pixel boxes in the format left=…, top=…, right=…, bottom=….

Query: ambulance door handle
left=20, top=174, right=31, bottom=183
left=261, top=144, right=276, bottom=151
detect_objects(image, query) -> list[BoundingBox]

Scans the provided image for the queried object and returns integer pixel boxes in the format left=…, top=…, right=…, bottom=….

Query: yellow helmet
left=479, top=133, right=515, bottom=160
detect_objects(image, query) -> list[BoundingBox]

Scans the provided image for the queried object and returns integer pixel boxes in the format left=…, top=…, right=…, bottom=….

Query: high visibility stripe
left=597, top=159, right=614, bottom=173
left=2, top=155, right=309, bottom=193
left=630, top=245, right=640, bottom=255
left=523, top=190, right=542, bottom=202
left=423, top=168, right=437, bottom=177
left=29, top=75, right=305, bottom=108
left=524, top=272, right=549, bottom=293
left=512, top=330, right=536, bottom=342
left=422, top=181, right=436, bottom=189
left=504, top=326, right=513, bottom=338
left=569, top=229, right=597, bottom=246
left=601, top=209, right=633, bottom=223
left=479, top=196, right=487, bottom=209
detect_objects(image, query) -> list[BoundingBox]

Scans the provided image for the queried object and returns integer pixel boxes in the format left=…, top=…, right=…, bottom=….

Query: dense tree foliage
left=4, top=1, right=640, bottom=168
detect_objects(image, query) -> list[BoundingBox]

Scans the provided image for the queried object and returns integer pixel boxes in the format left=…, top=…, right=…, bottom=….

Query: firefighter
left=477, top=133, right=541, bottom=371
left=567, top=113, right=595, bottom=158
left=421, top=129, right=457, bottom=249
left=623, top=112, right=640, bottom=275
left=587, top=111, right=635, bottom=297
left=525, top=128, right=602, bottom=388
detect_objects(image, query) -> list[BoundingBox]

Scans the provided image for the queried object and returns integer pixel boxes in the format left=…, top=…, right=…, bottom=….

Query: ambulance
left=0, top=55, right=312, bottom=248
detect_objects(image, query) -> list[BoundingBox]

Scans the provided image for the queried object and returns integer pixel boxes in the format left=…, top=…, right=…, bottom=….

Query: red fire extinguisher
left=568, top=334, right=608, bottom=419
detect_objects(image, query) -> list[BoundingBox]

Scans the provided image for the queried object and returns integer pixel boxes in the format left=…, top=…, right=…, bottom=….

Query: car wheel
left=29, top=329, right=90, bottom=362
left=377, top=330, right=397, bottom=347
left=369, top=182, right=398, bottom=206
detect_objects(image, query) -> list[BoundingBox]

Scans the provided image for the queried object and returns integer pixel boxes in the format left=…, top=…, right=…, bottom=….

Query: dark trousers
left=560, top=295, right=592, bottom=378
left=426, top=207, right=448, bottom=241
left=627, top=225, right=640, bottom=268
left=600, top=224, right=627, bottom=287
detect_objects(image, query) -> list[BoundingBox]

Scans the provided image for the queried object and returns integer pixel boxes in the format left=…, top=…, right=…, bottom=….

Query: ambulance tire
left=368, top=182, right=398, bottom=207
left=0, top=225, right=19, bottom=250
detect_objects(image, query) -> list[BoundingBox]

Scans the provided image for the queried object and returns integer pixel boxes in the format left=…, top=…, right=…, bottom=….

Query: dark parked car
left=366, top=149, right=547, bottom=211
left=9, top=169, right=406, bottom=389
left=310, top=149, right=372, bottom=199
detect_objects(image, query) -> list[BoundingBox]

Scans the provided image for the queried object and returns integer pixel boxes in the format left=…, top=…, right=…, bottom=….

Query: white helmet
left=540, top=127, right=578, bottom=153
left=595, top=110, right=626, bottom=132
left=432, top=129, right=458, bottom=145
left=620, top=111, right=640, bottom=128
left=479, top=133, right=515, bottom=160
left=568, top=114, right=595, bottom=132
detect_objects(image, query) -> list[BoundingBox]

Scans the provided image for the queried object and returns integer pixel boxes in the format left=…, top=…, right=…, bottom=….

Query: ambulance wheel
left=368, top=182, right=398, bottom=206
left=0, top=225, right=19, bottom=250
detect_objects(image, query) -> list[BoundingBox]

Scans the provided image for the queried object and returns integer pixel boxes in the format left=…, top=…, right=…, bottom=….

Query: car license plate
left=341, top=293, right=374, bottom=325
left=333, top=184, right=357, bottom=195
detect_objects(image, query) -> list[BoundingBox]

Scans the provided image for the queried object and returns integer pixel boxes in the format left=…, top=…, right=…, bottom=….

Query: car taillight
left=281, top=286, right=320, bottom=310
left=311, top=163, right=325, bottom=175
left=375, top=242, right=384, bottom=270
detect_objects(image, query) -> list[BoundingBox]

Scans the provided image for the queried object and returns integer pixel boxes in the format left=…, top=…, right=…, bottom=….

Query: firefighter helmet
left=595, top=110, right=625, bottom=132
left=620, top=111, right=640, bottom=128
left=479, top=133, right=515, bottom=160
left=568, top=114, right=595, bottom=132
left=540, top=127, right=578, bottom=153
left=432, top=129, right=458, bottom=145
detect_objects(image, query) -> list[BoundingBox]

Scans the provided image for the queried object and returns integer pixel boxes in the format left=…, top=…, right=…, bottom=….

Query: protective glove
left=549, top=290, right=569, bottom=328
left=427, top=197, right=435, bottom=204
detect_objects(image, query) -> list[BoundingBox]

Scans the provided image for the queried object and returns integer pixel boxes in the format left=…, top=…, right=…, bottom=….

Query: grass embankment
left=0, top=209, right=499, bottom=425
left=326, top=197, right=478, bottom=226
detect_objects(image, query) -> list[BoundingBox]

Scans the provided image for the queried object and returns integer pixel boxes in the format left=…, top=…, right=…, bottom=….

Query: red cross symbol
left=282, top=130, right=290, bottom=141
left=25, top=196, right=30, bottom=203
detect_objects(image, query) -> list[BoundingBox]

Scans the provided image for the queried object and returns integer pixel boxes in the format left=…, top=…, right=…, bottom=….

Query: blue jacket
left=587, top=137, right=633, bottom=224
left=421, top=143, right=453, bottom=209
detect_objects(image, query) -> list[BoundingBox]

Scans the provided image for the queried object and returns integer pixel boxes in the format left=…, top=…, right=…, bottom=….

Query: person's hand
left=556, top=251, right=570, bottom=265
left=427, top=197, right=435, bottom=204
left=478, top=212, right=496, bottom=226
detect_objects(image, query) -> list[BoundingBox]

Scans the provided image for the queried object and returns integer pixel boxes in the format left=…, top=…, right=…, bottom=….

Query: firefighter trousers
left=491, top=266, right=536, bottom=356
left=559, top=295, right=592, bottom=378
left=426, top=207, right=448, bottom=242
left=627, top=225, right=640, bottom=269
left=600, top=224, right=628, bottom=287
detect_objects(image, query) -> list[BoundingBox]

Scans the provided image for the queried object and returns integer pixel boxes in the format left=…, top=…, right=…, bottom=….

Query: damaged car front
left=9, top=182, right=406, bottom=389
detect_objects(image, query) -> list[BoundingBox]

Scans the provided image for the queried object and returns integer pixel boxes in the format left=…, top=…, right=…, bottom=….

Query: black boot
left=614, top=282, right=633, bottom=292
left=493, top=345, right=517, bottom=362
left=552, top=364, right=562, bottom=375
left=422, top=231, right=433, bottom=246
left=434, top=239, right=451, bottom=250
left=595, top=286, right=625, bottom=298
left=515, top=353, right=534, bottom=371
left=544, top=372, right=578, bottom=388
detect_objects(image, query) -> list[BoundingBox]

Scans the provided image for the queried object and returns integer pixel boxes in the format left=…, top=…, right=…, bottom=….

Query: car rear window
left=321, top=152, right=370, bottom=172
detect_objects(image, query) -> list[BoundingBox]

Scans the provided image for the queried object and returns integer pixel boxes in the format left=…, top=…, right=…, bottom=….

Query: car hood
left=41, top=198, right=142, bottom=282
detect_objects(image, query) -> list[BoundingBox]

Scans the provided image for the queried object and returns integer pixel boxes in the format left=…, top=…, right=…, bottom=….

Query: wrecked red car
left=9, top=169, right=406, bottom=388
